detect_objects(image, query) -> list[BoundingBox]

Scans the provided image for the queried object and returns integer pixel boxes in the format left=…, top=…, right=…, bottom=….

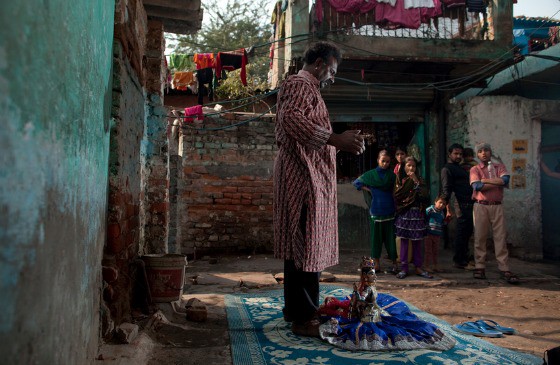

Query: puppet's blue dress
left=318, top=292, right=456, bottom=351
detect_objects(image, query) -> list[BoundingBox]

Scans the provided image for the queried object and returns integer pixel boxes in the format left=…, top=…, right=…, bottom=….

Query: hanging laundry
left=196, top=68, right=214, bottom=105
left=441, top=0, right=465, bottom=8
left=271, top=1, right=286, bottom=38
left=420, top=0, right=442, bottom=23
left=172, top=71, right=195, bottom=91
left=375, top=0, right=421, bottom=30
left=466, top=0, right=486, bottom=13
left=269, top=42, right=275, bottom=69
left=184, top=105, right=204, bottom=123
left=169, top=54, right=191, bottom=71
left=216, top=48, right=248, bottom=86
left=193, top=53, right=215, bottom=70
left=315, top=0, right=378, bottom=24
left=404, top=0, right=435, bottom=9
left=377, top=0, right=398, bottom=5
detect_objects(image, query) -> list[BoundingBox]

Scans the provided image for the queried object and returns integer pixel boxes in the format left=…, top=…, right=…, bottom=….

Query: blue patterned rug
left=225, top=286, right=542, bottom=365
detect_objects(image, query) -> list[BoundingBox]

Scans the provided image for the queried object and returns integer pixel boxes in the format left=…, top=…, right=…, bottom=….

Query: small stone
left=186, top=298, right=207, bottom=322
left=115, top=323, right=139, bottom=344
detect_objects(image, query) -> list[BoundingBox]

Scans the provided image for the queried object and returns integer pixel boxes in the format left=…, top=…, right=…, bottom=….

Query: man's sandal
left=473, top=269, right=486, bottom=280
left=501, top=271, right=520, bottom=284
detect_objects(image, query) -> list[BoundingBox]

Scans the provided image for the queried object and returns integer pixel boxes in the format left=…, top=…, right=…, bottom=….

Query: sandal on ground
left=475, top=319, right=516, bottom=335
left=473, top=269, right=486, bottom=280
left=501, top=271, right=520, bottom=284
left=387, top=266, right=399, bottom=275
left=396, top=271, right=407, bottom=279
left=417, top=271, right=433, bottom=279
left=452, top=321, right=503, bottom=338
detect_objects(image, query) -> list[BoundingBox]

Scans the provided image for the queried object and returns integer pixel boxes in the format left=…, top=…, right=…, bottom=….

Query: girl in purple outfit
left=394, top=157, right=432, bottom=279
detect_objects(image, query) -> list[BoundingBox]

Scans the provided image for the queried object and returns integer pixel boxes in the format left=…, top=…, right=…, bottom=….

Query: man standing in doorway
left=440, top=143, right=475, bottom=269
left=274, top=41, right=365, bottom=337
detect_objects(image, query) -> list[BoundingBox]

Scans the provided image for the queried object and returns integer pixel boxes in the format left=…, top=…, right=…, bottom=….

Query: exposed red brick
left=107, top=235, right=126, bottom=254
left=150, top=202, right=168, bottom=213
left=107, top=224, right=121, bottom=239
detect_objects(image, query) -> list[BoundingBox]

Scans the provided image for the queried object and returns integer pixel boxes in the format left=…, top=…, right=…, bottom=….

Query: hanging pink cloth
left=184, top=105, right=204, bottom=123
left=375, top=0, right=421, bottom=29
left=420, top=0, right=442, bottom=23
left=316, top=0, right=377, bottom=23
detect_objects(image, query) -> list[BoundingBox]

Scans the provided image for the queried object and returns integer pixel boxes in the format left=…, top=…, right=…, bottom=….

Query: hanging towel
left=172, top=71, right=195, bottom=90
left=169, top=54, right=191, bottom=71
left=184, top=105, right=204, bottom=123
left=216, top=49, right=248, bottom=86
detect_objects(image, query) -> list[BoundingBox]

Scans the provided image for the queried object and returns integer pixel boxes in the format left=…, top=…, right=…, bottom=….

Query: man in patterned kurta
left=274, top=42, right=365, bottom=337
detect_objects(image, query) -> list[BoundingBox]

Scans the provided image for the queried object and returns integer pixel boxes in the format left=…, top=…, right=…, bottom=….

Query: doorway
left=335, top=121, right=425, bottom=252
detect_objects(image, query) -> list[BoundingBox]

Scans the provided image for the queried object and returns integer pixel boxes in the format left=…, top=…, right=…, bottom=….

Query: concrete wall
left=178, top=114, right=275, bottom=256
left=0, top=1, right=114, bottom=364
left=446, top=95, right=558, bottom=259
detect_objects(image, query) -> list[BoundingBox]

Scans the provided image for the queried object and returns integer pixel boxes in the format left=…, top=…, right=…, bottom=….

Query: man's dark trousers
left=453, top=201, right=474, bottom=265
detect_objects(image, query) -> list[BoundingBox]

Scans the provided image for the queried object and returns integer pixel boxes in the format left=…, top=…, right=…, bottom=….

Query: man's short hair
left=302, top=41, right=342, bottom=65
left=448, top=143, right=464, bottom=154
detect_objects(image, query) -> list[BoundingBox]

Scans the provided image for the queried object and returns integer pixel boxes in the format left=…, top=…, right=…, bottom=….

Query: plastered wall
left=0, top=1, right=115, bottom=363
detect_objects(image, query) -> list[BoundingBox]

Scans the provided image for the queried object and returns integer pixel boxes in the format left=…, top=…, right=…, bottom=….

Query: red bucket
left=142, top=254, right=187, bottom=302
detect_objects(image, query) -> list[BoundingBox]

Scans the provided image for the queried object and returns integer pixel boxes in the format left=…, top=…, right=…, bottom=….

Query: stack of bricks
left=177, top=113, right=277, bottom=256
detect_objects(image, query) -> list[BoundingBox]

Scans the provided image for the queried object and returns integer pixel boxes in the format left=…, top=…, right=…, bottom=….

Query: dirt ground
left=375, top=278, right=560, bottom=357
left=98, top=249, right=560, bottom=364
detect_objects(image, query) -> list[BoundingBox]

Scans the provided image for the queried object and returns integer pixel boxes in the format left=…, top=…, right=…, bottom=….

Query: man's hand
left=328, top=130, right=365, bottom=155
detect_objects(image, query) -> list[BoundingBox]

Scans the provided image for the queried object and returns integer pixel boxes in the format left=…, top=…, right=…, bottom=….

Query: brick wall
left=104, top=0, right=149, bottom=336
left=142, top=20, right=170, bottom=254
left=177, top=113, right=276, bottom=256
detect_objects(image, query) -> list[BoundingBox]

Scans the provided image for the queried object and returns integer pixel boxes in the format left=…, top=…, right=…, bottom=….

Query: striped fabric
left=273, top=70, right=339, bottom=272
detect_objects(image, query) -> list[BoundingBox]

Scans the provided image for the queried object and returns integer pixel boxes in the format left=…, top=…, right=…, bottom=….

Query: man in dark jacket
left=440, top=143, right=474, bottom=269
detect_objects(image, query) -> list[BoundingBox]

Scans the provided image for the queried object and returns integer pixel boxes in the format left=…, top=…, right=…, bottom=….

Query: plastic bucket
left=142, top=254, right=187, bottom=302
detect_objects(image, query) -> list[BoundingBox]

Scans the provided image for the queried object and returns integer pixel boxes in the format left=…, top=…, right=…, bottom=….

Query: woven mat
left=226, top=285, right=541, bottom=365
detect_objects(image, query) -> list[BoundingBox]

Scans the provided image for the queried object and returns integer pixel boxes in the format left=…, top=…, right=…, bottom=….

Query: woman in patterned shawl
left=393, top=157, right=432, bottom=279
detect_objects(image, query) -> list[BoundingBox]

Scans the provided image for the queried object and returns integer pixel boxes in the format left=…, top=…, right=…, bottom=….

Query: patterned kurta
left=273, top=70, right=338, bottom=272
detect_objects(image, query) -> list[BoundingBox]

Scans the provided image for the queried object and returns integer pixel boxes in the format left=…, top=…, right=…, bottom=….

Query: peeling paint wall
left=447, top=96, right=548, bottom=259
left=0, top=1, right=114, bottom=364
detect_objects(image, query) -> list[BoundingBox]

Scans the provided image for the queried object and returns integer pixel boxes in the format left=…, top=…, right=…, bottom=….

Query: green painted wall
left=0, top=1, right=114, bottom=363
